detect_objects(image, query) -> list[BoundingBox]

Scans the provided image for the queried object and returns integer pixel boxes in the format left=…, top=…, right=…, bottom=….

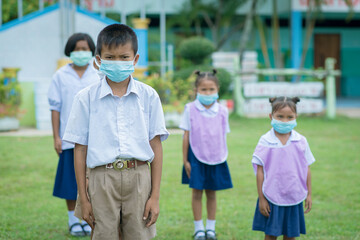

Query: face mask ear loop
left=95, top=56, right=101, bottom=68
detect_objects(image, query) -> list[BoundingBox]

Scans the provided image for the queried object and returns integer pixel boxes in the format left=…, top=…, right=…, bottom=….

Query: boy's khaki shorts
left=75, top=163, right=155, bottom=240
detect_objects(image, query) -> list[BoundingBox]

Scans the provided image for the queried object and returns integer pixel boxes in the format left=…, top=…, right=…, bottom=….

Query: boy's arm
left=143, top=135, right=163, bottom=227
left=305, top=166, right=312, bottom=213
left=182, top=131, right=191, bottom=178
left=256, top=165, right=270, bottom=217
left=51, top=110, right=62, bottom=155
left=74, top=143, right=95, bottom=228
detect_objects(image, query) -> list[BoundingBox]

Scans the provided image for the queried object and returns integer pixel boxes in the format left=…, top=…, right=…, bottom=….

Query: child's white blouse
left=47, top=63, right=99, bottom=150
left=179, top=99, right=230, bottom=133
left=252, top=128, right=316, bottom=167
left=63, top=76, right=169, bottom=168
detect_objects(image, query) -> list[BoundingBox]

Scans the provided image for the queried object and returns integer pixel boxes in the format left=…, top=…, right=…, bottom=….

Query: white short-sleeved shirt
left=48, top=63, right=99, bottom=150
left=63, top=76, right=169, bottom=168
left=252, top=128, right=316, bottom=166
left=179, top=99, right=230, bottom=133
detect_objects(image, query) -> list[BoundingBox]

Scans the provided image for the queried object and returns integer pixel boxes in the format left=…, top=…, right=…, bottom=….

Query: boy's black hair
left=269, top=96, right=300, bottom=114
left=194, top=69, right=219, bottom=88
left=64, top=33, right=96, bottom=56
left=96, top=24, right=138, bottom=56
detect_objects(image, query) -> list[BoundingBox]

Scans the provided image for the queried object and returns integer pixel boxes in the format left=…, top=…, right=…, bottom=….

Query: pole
left=326, top=58, right=336, bottom=119
left=121, top=0, right=126, bottom=24
left=18, top=0, right=23, bottom=20
left=167, top=44, right=174, bottom=72
left=39, top=0, right=44, bottom=11
left=160, top=0, right=166, bottom=77
left=101, top=0, right=106, bottom=18
left=140, top=0, right=146, bottom=19
left=233, top=57, right=245, bottom=116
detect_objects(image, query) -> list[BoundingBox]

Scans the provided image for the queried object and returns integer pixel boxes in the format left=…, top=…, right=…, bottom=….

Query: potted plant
left=0, top=68, right=21, bottom=131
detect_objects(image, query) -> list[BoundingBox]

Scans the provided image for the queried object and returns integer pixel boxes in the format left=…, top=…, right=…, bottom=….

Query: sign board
left=244, top=98, right=324, bottom=114
left=243, top=82, right=324, bottom=97
left=292, top=0, right=360, bottom=12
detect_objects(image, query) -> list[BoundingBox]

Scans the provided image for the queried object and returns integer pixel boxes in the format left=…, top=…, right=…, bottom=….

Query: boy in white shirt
left=63, top=24, right=169, bottom=240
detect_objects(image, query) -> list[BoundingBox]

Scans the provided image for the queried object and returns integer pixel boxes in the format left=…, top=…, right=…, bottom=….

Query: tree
left=169, top=0, right=248, bottom=50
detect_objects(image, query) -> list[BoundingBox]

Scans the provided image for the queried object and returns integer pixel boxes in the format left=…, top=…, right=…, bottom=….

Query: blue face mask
left=196, top=93, right=219, bottom=106
left=271, top=118, right=297, bottom=134
left=98, top=56, right=136, bottom=83
left=70, top=51, right=92, bottom=67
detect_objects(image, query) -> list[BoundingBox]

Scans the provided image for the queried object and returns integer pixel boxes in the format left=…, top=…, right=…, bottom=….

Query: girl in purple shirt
left=180, top=70, right=233, bottom=240
left=252, top=97, right=315, bottom=240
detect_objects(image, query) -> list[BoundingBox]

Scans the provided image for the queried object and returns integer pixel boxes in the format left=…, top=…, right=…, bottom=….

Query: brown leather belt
left=105, top=158, right=148, bottom=171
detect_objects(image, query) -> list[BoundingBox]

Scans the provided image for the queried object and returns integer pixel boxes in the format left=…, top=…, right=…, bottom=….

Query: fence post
left=325, top=58, right=336, bottom=119
left=233, top=57, right=245, bottom=116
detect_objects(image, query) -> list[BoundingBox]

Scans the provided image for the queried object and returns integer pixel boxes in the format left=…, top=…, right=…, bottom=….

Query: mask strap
left=94, top=56, right=101, bottom=68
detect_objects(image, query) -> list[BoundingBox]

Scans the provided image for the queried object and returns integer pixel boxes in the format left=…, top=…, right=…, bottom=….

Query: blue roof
left=0, top=3, right=118, bottom=32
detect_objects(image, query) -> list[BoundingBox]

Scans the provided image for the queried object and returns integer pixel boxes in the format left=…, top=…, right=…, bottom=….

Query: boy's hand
left=184, top=161, right=191, bottom=178
left=304, top=195, right=312, bottom=213
left=143, top=197, right=159, bottom=228
left=81, top=200, right=95, bottom=229
left=54, top=136, right=62, bottom=156
left=259, top=197, right=270, bottom=217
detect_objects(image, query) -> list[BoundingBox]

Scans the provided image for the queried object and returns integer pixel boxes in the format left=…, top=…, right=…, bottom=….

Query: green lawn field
left=0, top=116, right=359, bottom=240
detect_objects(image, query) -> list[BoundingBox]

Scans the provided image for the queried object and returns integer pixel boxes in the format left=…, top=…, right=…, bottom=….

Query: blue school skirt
left=53, top=149, right=78, bottom=200
left=252, top=198, right=306, bottom=237
left=182, top=146, right=233, bottom=191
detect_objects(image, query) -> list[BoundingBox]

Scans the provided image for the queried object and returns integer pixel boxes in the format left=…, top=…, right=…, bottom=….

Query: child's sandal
left=206, top=230, right=217, bottom=240
left=69, top=222, right=85, bottom=236
left=193, top=230, right=206, bottom=240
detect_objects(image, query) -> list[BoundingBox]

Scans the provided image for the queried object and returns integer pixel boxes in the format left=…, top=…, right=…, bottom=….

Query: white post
left=160, top=0, right=166, bottom=77
left=101, top=0, right=106, bottom=18
left=121, top=0, right=126, bottom=24
left=233, top=57, right=245, bottom=116
left=326, top=58, right=336, bottom=119
left=80, top=0, right=85, bottom=9
left=167, top=44, right=174, bottom=72
left=39, top=0, right=44, bottom=11
left=140, top=0, right=146, bottom=19
left=18, top=0, right=23, bottom=20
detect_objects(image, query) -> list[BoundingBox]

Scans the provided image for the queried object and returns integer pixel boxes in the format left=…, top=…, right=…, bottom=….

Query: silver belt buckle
left=113, top=157, right=128, bottom=171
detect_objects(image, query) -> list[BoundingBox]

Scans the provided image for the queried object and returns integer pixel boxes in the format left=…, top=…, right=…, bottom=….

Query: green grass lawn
left=1, top=116, right=359, bottom=240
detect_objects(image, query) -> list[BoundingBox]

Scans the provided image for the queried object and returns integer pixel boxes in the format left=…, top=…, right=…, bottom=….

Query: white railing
left=233, top=58, right=341, bottom=119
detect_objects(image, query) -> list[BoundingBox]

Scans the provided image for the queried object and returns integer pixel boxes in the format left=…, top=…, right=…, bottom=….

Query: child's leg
left=205, top=190, right=216, bottom=220
left=67, top=199, right=83, bottom=235
left=192, top=189, right=205, bottom=237
left=205, top=190, right=216, bottom=238
left=283, top=236, right=295, bottom=240
left=265, top=235, right=277, bottom=240
left=192, top=189, right=203, bottom=220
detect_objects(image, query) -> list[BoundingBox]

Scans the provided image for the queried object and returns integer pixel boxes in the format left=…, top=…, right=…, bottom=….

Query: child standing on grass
left=48, top=33, right=98, bottom=236
left=63, top=24, right=169, bottom=240
left=180, top=70, right=233, bottom=240
left=252, top=97, right=315, bottom=240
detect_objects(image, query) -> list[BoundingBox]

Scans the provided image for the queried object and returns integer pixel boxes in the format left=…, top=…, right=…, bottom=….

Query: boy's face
left=97, top=42, right=139, bottom=65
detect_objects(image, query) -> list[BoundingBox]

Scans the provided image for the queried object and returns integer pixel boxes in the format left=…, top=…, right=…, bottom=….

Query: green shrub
left=178, top=37, right=215, bottom=65
left=172, top=66, right=232, bottom=98
left=0, top=69, right=22, bottom=118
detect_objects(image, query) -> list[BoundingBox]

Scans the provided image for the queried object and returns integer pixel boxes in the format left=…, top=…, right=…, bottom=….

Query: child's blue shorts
left=252, top=198, right=306, bottom=237
left=53, top=149, right=77, bottom=200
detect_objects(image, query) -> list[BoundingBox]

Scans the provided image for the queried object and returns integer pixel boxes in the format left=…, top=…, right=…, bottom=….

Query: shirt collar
left=195, top=99, right=219, bottom=113
left=263, top=128, right=301, bottom=144
left=99, top=75, right=139, bottom=99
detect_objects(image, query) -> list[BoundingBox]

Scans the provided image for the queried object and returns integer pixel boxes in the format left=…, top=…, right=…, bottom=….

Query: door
left=314, top=34, right=341, bottom=96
